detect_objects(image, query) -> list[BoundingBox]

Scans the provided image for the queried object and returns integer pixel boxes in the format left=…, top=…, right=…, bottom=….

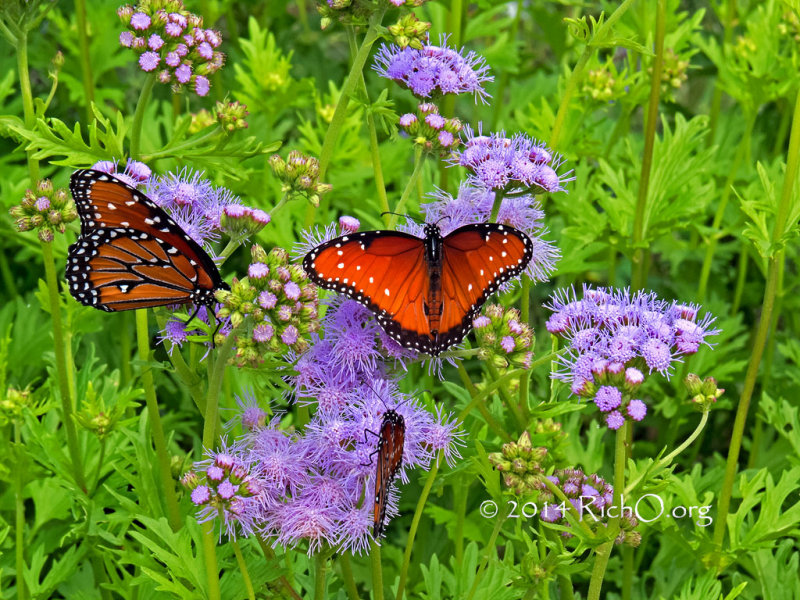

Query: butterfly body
left=67, top=169, right=228, bottom=311
left=373, top=409, right=405, bottom=537
left=303, top=222, right=533, bottom=355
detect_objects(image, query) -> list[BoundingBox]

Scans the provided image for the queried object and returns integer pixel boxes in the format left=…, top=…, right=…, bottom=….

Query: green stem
left=346, top=25, right=390, bottom=225
left=217, top=239, right=242, bottom=264
left=453, top=479, right=468, bottom=566
left=712, top=84, right=800, bottom=557
left=658, top=410, right=709, bottom=468
left=370, top=542, right=384, bottom=600
left=518, top=276, right=531, bottom=421
left=42, top=242, right=85, bottom=490
left=587, top=421, right=628, bottom=600
left=488, top=190, right=504, bottom=223
left=17, top=30, right=40, bottom=181
left=201, top=520, right=221, bottom=600
left=631, top=0, right=665, bottom=291
left=14, top=422, right=27, bottom=600
left=456, top=363, right=512, bottom=442
left=130, top=73, right=157, bottom=159
left=91, top=438, right=107, bottom=494
left=306, top=7, right=386, bottom=227
left=270, top=192, right=291, bottom=218
left=395, top=454, right=441, bottom=600
left=697, top=113, right=755, bottom=302
left=135, top=309, right=182, bottom=530
left=621, top=547, right=633, bottom=600
left=315, top=552, right=329, bottom=600
left=232, top=540, right=255, bottom=600
left=255, top=537, right=302, bottom=600
left=202, top=328, right=238, bottom=450
left=74, top=0, right=94, bottom=121
left=388, top=148, right=425, bottom=229
left=486, top=361, right=525, bottom=428
left=338, top=554, right=360, bottom=600
left=549, top=0, right=637, bottom=149
left=540, top=477, right=596, bottom=539
left=120, top=313, right=133, bottom=386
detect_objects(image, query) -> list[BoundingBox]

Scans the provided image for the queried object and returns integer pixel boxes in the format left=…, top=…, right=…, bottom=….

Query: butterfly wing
left=435, top=223, right=533, bottom=350
left=373, top=410, right=405, bottom=537
left=303, top=231, right=439, bottom=351
left=67, top=169, right=227, bottom=311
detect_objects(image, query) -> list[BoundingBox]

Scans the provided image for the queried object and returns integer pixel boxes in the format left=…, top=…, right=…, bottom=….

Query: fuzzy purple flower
left=451, top=125, right=572, bottom=193
left=546, top=285, right=720, bottom=428
left=373, top=36, right=493, bottom=103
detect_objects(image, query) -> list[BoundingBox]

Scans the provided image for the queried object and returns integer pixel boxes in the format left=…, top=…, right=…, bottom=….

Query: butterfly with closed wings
left=67, top=169, right=229, bottom=312
left=371, top=408, right=405, bottom=538
left=303, top=222, right=533, bottom=355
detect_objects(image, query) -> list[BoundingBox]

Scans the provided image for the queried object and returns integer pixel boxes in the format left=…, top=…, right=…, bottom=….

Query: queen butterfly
left=372, top=409, right=405, bottom=537
left=303, top=222, right=533, bottom=355
left=66, top=169, right=228, bottom=311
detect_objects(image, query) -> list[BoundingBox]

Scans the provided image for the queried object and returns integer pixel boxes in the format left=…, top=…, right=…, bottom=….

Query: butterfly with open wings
left=66, top=169, right=229, bottom=312
left=302, top=222, right=533, bottom=355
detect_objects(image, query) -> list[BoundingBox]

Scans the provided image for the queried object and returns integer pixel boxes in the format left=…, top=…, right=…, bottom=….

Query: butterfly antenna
left=379, top=211, right=422, bottom=225
left=186, top=303, right=202, bottom=327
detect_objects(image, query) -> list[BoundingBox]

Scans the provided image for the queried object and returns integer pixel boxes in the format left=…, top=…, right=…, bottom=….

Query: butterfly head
left=422, top=223, right=442, bottom=240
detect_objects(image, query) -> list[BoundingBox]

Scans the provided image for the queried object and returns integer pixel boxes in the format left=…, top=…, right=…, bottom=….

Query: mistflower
left=215, top=245, right=319, bottom=366
left=145, top=167, right=246, bottom=247
left=451, top=126, right=572, bottom=193
left=373, top=35, right=493, bottom=103
left=10, top=179, right=78, bottom=242
left=488, top=431, right=550, bottom=495
left=546, top=285, right=720, bottom=429
left=117, top=0, right=224, bottom=96
left=472, top=304, right=534, bottom=369
left=398, top=102, right=462, bottom=156
left=92, top=158, right=152, bottom=187
left=269, top=151, right=332, bottom=208
left=386, top=13, right=431, bottom=50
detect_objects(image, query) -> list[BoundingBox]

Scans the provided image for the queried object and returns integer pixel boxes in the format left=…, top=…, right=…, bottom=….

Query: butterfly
left=372, top=409, right=405, bottom=538
left=303, top=222, right=533, bottom=355
left=66, top=169, right=229, bottom=312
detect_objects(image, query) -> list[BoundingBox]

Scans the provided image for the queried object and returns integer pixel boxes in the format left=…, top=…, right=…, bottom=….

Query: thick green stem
left=518, top=275, right=531, bottom=421
left=201, top=520, right=221, bottom=600
left=488, top=190, right=504, bottom=223
left=314, top=552, right=329, bottom=600
left=14, top=422, right=27, bottom=600
left=306, top=8, right=386, bottom=227
left=712, top=84, right=800, bottom=557
left=74, top=0, right=94, bottom=121
left=17, top=30, right=40, bottom=181
left=587, top=422, right=628, bottom=599
left=370, top=542, right=384, bottom=600
left=232, top=540, right=255, bottom=600
left=388, top=148, right=425, bottom=229
left=42, top=242, right=85, bottom=490
left=338, top=554, right=360, bottom=600
left=550, top=0, right=637, bottom=149
left=135, top=309, right=182, bottom=530
left=486, top=361, right=525, bottom=428
left=130, top=73, right=157, bottom=159
left=453, top=479, right=468, bottom=566
left=658, top=410, right=709, bottom=468
left=395, top=454, right=440, bottom=600
left=202, top=328, right=238, bottom=450
left=697, top=113, right=755, bottom=302
left=631, top=0, right=665, bottom=290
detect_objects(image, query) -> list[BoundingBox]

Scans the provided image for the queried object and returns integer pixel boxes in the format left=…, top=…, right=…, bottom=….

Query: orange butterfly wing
left=373, top=410, right=405, bottom=537
left=67, top=170, right=227, bottom=311
left=303, top=231, right=437, bottom=351
left=437, top=223, right=533, bottom=346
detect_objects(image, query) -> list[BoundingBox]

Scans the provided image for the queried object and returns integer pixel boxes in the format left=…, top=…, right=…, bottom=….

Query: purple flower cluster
left=398, top=102, right=463, bottom=156
left=401, top=181, right=559, bottom=284
left=536, top=468, right=613, bottom=525
left=373, top=36, right=493, bottom=103
left=213, top=245, right=320, bottom=365
left=117, top=0, right=224, bottom=96
left=92, top=158, right=152, bottom=189
left=451, top=126, right=571, bottom=193
left=10, top=178, right=78, bottom=243
left=546, top=286, right=719, bottom=429
left=184, top=300, right=464, bottom=553
left=472, top=304, right=534, bottom=369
